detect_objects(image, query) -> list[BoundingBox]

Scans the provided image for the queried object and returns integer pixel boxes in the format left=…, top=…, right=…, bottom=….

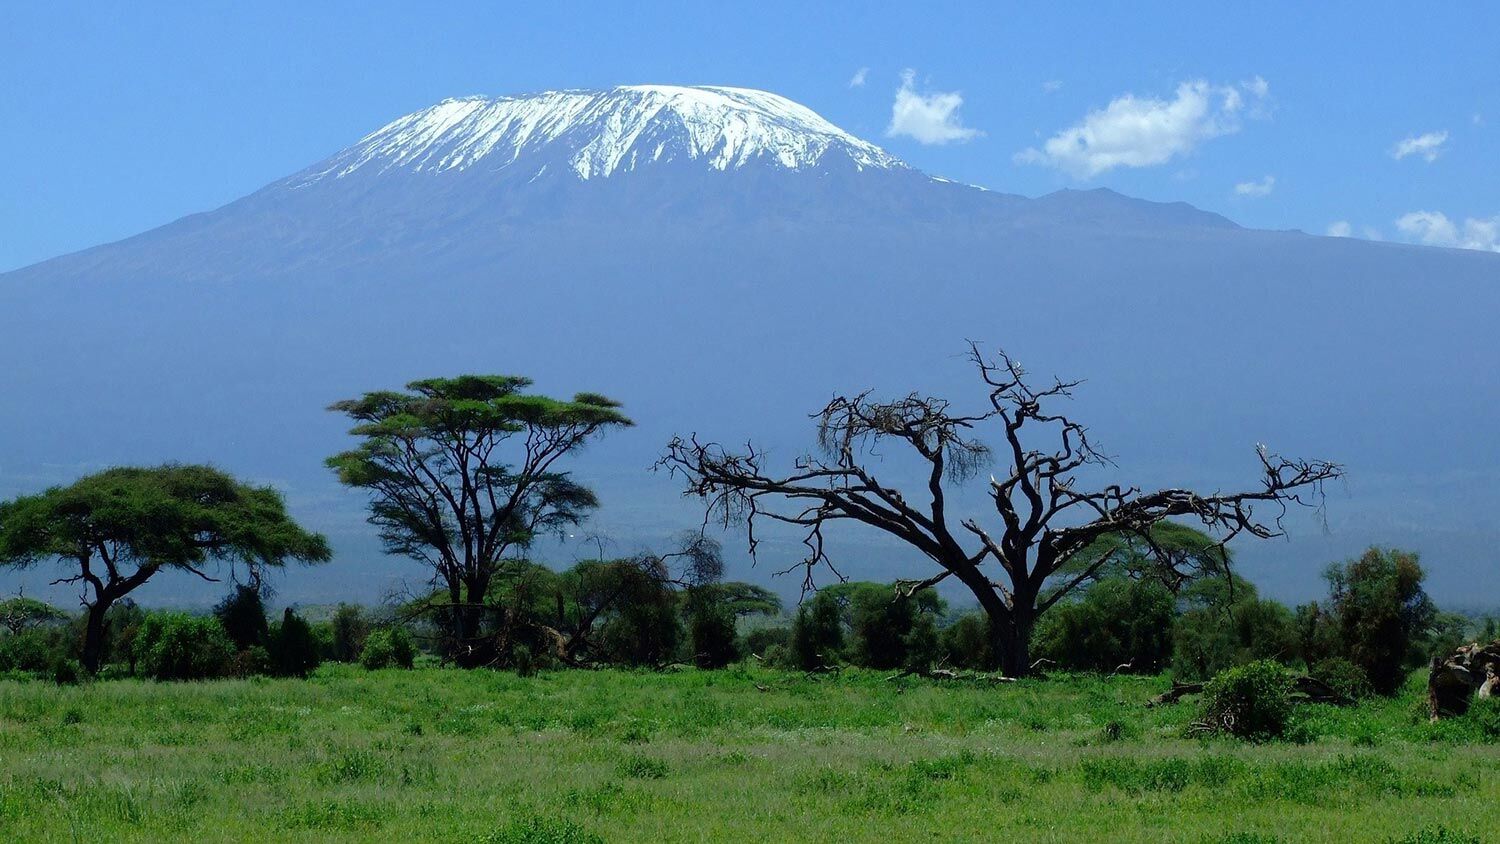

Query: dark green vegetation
left=0, top=465, right=329, bottom=673
left=0, top=362, right=1494, bottom=840
left=1, top=666, right=1497, bottom=842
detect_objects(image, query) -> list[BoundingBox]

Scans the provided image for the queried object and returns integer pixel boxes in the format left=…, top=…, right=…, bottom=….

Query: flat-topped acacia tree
left=326, top=375, right=631, bottom=666
left=0, top=465, right=330, bottom=673
left=661, top=344, right=1343, bottom=677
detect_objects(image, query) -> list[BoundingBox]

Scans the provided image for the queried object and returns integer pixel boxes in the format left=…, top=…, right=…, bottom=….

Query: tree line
left=7, top=344, right=1464, bottom=694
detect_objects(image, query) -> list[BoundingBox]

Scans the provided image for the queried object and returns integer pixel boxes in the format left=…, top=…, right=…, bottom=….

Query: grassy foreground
left=1, top=666, right=1496, bottom=842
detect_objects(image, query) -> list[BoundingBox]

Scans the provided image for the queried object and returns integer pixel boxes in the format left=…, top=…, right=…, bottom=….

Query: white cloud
left=1395, top=210, right=1500, bottom=252
left=1326, top=221, right=1353, bottom=237
left=1234, top=175, right=1275, bottom=197
left=848, top=67, right=869, bottom=89
left=1042, top=79, right=1064, bottom=94
left=886, top=69, right=981, bottom=145
left=1015, top=78, right=1270, bottom=178
left=1390, top=130, right=1448, bottom=162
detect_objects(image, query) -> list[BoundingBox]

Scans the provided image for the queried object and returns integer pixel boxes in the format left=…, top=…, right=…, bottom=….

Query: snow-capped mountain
left=3, top=85, right=1498, bottom=608
left=291, top=85, right=908, bottom=184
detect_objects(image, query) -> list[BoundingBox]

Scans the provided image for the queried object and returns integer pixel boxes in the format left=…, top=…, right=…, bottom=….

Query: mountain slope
left=1, top=85, right=1496, bottom=607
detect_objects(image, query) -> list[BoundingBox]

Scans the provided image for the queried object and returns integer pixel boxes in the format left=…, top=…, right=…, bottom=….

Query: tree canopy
left=327, top=375, right=631, bottom=664
left=0, top=464, right=330, bottom=671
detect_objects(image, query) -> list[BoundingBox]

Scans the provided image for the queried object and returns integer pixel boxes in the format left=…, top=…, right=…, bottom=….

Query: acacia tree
left=0, top=596, right=65, bottom=636
left=0, top=465, right=330, bottom=673
left=326, top=375, right=631, bottom=665
left=661, top=344, right=1342, bottom=676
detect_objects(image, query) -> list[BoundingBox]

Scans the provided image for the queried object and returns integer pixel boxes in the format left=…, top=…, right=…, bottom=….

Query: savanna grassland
left=1, top=666, right=1496, bottom=843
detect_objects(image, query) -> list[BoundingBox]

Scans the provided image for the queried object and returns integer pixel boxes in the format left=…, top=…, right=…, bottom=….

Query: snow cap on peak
left=295, top=84, right=907, bottom=184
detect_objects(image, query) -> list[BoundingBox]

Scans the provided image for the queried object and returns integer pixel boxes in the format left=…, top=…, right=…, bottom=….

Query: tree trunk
left=993, top=610, right=1035, bottom=678
left=80, top=599, right=112, bottom=674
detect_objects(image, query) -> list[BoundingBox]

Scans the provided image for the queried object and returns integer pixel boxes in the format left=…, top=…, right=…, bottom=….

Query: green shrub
left=902, top=613, right=941, bottom=674
left=228, top=645, right=273, bottom=678
left=213, top=584, right=269, bottom=651
left=940, top=612, right=995, bottom=670
left=1324, top=547, right=1435, bottom=696
left=1310, top=657, right=1373, bottom=700
left=687, top=601, right=739, bottom=669
left=329, top=604, right=369, bottom=662
left=268, top=608, right=321, bottom=677
left=1199, top=660, right=1294, bottom=740
left=1462, top=696, right=1500, bottom=742
left=790, top=591, right=843, bottom=670
left=0, top=625, right=74, bottom=674
left=742, top=625, right=789, bottom=658
left=50, top=657, right=84, bottom=685
left=134, top=613, right=234, bottom=681
left=360, top=627, right=415, bottom=670
left=1172, top=592, right=1296, bottom=681
left=1034, top=577, right=1174, bottom=673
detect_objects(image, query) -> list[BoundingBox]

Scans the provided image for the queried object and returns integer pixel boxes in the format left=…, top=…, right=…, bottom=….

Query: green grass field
left=1, top=666, right=1496, bottom=842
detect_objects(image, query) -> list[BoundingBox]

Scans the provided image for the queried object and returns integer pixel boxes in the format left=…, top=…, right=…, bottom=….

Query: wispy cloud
left=1041, top=79, right=1064, bottom=94
left=1233, top=175, right=1275, bottom=197
left=1390, top=130, right=1448, bottom=162
left=1395, top=210, right=1500, bottom=252
left=1015, top=78, right=1271, bottom=178
left=1326, top=221, right=1353, bottom=237
left=848, top=67, right=869, bottom=89
left=886, top=69, right=981, bottom=145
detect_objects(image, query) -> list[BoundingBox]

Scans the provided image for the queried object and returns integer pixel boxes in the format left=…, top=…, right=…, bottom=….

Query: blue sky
left=3, top=1, right=1497, bottom=271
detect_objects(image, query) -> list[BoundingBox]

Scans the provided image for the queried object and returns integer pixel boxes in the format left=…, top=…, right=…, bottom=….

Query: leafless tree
left=660, top=343, right=1342, bottom=676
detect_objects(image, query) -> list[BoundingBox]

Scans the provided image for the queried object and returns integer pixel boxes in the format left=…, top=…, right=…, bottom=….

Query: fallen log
left=1148, top=674, right=1352, bottom=708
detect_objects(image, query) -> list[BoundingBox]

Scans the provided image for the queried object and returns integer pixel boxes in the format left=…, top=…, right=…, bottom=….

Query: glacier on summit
left=291, top=85, right=908, bottom=185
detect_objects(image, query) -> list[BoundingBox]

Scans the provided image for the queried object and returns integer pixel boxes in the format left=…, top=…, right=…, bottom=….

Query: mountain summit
left=289, top=85, right=908, bottom=185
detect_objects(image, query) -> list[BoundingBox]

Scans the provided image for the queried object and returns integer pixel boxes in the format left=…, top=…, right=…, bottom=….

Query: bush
left=1310, top=657, right=1373, bottom=701
left=837, top=582, right=944, bottom=670
left=229, top=645, right=274, bottom=678
left=941, top=612, right=995, bottom=670
left=0, top=625, right=74, bottom=674
left=902, top=613, right=941, bottom=674
left=1034, top=577, right=1175, bottom=673
left=790, top=592, right=843, bottom=670
left=268, top=608, right=321, bottom=677
left=133, top=613, right=235, bottom=681
left=1199, top=660, right=1294, bottom=740
left=742, top=625, right=789, bottom=658
left=687, top=602, right=739, bottom=669
left=1171, top=587, right=1296, bottom=681
left=213, top=584, right=270, bottom=651
left=329, top=604, right=370, bottom=663
left=360, top=627, right=415, bottom=670
left=1324, top=547, right=1435, bottom=696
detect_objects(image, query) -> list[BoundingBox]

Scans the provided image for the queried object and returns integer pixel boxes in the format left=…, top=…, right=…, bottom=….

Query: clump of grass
left=480, top=814, right=604, bottom=844
left=1385, top=828, right=1481, bottom=844
left=280, top=799, right=385, bottom=831
left=313, top=748, right=386, bottom=784
left=617, top=753, right=668, bottom=780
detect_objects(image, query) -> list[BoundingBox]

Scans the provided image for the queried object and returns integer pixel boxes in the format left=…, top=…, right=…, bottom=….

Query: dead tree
left=660, top=343, right=1341, bottom=677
